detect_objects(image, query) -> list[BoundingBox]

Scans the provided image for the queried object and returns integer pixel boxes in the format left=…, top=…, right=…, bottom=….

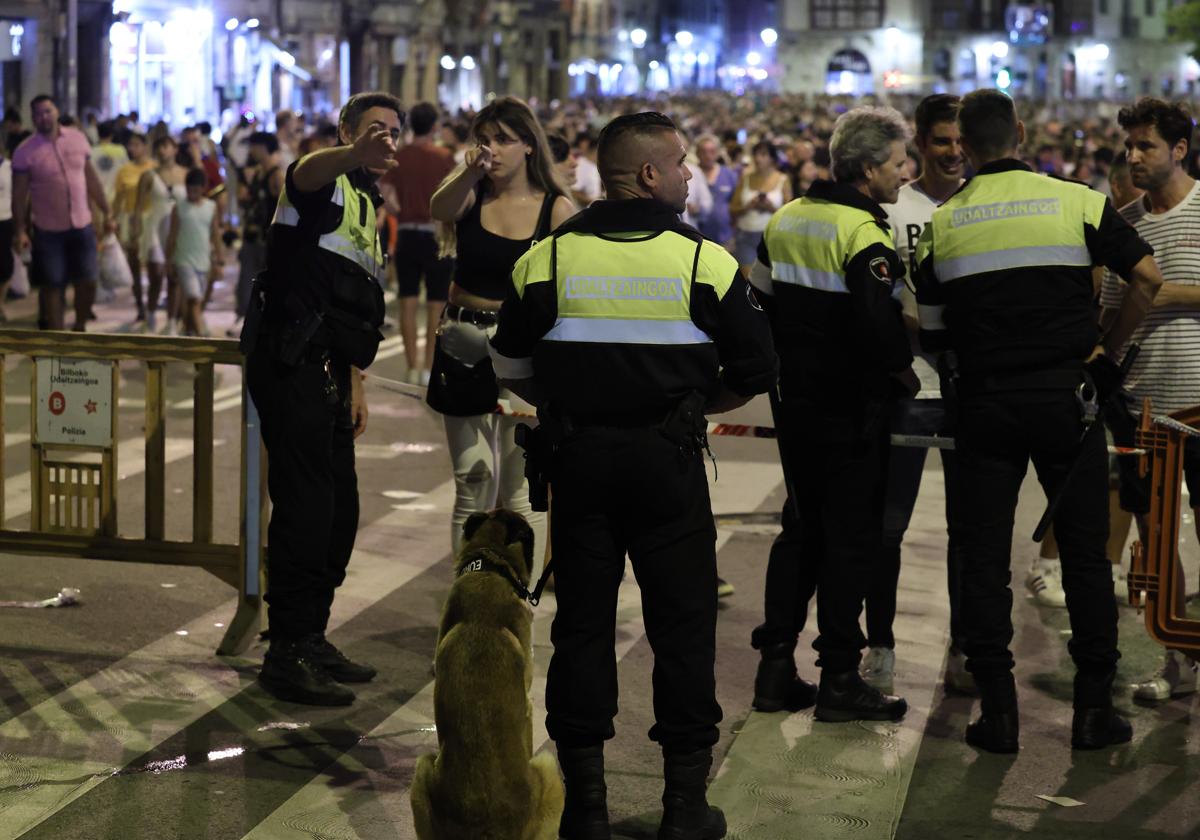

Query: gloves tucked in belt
left=438, top=319, right=492, bottom=367
left=1085, top=354, right=1124, bottom=405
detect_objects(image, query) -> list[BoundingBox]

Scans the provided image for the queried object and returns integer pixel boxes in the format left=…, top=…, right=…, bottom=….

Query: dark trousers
left=247, top=347, right=360, bottom=641
left=956, top=388, right=1118, bottom=705
left=751, top=399, right=891, bottom=673
left=545, top=427, right=722, bottom=755
left=866, top=398, right=965, bottom=651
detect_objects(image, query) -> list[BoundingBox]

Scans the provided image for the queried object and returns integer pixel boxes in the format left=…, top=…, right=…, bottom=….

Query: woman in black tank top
left=429, top=97, right=575, bottom=573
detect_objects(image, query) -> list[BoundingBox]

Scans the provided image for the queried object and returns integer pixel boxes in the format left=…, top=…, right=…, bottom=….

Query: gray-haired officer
left=747, top=106, right=918, bottom=723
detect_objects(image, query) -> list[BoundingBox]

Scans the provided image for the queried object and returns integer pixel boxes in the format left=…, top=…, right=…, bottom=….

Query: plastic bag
left=98, top=234, right=134, bottom=290
left=8, top=250, right=28, bottom=298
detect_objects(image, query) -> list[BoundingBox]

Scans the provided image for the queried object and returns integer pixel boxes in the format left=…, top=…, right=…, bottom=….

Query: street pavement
left=0, top=265, right=1197, bottom=839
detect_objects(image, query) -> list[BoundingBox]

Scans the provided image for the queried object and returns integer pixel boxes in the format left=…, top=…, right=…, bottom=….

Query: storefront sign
left=35, top=358, right=114, bottom=447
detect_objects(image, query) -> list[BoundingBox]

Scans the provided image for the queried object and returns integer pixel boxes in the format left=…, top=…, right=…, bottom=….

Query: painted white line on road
left=0, top=478, right=456, bottom=840
left=707, top=471, right=953, bottom=840
left=241, top=461, right=782, bottom=840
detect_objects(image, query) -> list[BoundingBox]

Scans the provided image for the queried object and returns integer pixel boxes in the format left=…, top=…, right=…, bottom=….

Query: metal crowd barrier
left=0, top=329, right=266, bottom=655
left=1129, top=397, right=1200, bottom=657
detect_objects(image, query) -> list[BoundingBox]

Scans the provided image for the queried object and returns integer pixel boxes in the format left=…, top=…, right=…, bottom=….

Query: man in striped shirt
left=1100, top=97, right=1200, bottom=703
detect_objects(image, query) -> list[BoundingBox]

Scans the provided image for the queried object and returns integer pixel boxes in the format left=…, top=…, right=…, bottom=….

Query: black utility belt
left=444, top=303, right=499, bottom=327
left=959, top=366, right=1084, bottom=395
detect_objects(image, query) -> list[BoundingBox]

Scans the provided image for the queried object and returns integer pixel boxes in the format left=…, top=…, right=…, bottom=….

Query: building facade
left=777, top=0, right=1197, bottom=99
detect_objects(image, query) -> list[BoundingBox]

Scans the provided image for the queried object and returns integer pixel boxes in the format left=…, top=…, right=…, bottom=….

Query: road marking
left=707, top=470, right=953, bottom=840
left=0, top=478, right=457, bottom=840
left=241, top=461, right=783, bottom=840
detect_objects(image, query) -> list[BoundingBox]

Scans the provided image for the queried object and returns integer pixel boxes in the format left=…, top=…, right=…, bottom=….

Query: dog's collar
left=458, top=548, right=535, bottom=604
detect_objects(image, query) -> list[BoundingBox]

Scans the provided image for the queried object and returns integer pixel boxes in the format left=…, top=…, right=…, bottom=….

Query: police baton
left=767, top=386, right=802, bottom=521
left=1032, top=344, right=1139, bottom=542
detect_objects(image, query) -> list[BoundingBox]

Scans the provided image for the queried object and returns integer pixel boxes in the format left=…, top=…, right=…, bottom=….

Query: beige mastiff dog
left=411, top=509, right=564, bottom=840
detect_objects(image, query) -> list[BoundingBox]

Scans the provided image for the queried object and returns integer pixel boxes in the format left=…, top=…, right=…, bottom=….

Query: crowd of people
left=2, top=85, right=1198, bottom=834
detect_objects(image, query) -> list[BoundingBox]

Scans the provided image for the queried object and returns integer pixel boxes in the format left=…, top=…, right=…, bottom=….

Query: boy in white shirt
left=166, top=168, right=221, bottom=336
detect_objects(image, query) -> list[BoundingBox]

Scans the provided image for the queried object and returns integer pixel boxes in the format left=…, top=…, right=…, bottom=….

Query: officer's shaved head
left=598, top=113, right=677, bottom=182
left=597, top=111, right=691, bottom=211
left=959, top=90, right=1021, bottom=162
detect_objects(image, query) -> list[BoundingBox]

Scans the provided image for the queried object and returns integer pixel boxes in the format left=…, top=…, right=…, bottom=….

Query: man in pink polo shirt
left=11, top=94, right=115, bottom=331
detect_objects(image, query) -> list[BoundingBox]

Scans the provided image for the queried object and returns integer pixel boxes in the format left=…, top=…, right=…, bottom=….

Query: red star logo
left=84, top=400, right=97, bottom=414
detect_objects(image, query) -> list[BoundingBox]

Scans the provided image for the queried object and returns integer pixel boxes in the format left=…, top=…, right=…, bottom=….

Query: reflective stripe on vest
left=771, top=261, right=849, bottom=294
left=763, top=197, right=889, bottom=295
left=925, top=170, right=1104, bottom=283
left=518, top=230, right=732, bottom=347
left=544, top=316, right=712, bottom=345
left=271, top=173, right=383, bottom=282
left=936, top=244, right=1092, bottom=282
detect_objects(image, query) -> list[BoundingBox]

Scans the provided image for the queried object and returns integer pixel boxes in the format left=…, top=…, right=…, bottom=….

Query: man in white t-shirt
left=1100, top=97, right=1200, bottom=703
left=867, top=94, right=972, bottom=696
left=571, top=132, right=602, bottom=206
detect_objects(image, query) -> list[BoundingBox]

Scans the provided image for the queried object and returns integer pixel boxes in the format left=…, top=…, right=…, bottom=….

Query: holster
left=238, top=271, right=269, bottom=356
left=515, top=408, right=571, bottom=513
left=274, top=304, right=325, bottom=368
left=659, top=390, right=709, bottom=458
left=938, top=350, right=960, bottom=435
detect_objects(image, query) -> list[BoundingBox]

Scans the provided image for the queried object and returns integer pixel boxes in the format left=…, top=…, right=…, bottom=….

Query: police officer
left=747, top=106, right=917, bottom=723
left=914, top=89, right=1163, bottom=752
left=246, top=92, right=402, bottom=706
left=489, top=112, right=776, bottom=840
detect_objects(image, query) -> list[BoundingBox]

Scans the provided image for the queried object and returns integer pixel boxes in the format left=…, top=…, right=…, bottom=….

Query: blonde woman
left=429, top=97, right=575, bottom=573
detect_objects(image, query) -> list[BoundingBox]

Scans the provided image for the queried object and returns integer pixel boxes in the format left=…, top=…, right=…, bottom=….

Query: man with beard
left=1100, top=97, right=1200, bottom=705
left=247, top=92, right=402, bottom=706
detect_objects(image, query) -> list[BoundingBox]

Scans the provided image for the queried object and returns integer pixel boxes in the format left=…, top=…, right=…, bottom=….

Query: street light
left=246, top=18, right=259, bottom=28
left=746, top=51, right=762, bottom=66
left=991, top=40, right=1009, bottom=58
left=630, top=28, right=647, bottom=48
left=440, top=55, right=456, bottom=70
left=760, top=28, right=777, bottom=47
left=675, top=30, right=693, bottom=48
left=1093, top=43, right=1110, bottom=61
left=224, top=17, right=239, bottom=31
left=461, top=55, right=476, bottom=70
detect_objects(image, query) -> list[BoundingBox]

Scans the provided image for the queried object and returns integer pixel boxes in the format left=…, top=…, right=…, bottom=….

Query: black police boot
left=814, top=669, right=907, bottom=722
left=557, top=744, right=611, bottom=840
left=966, top=672, right=1019, bottom=754
left=1072, top=669, right=1132, bottom=750
left=753, top=643, right=818, bottom=712
left=299, top=634, right=377, bottom=683
left=258, top=639, right=356, bottom=706
left=658, top=749, right=726, bottom=840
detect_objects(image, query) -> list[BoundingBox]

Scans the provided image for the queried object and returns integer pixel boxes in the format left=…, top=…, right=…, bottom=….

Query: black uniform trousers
left=955, top=386, right=1119, bottom=705
left=751, top=397, right=891, bottom=673
left=545, top=425, right=722, bottom=756
left=247, top=346, right=360, bottom=642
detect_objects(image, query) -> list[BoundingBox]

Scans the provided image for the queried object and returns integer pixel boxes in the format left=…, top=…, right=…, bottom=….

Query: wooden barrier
left=0, top=329, right=267, bottom=655
left=1128, top=398, right=1200, bottom=657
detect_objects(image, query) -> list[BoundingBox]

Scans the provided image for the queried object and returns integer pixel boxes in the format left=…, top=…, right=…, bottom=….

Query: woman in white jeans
left=429, top=97, right=575, bottom=575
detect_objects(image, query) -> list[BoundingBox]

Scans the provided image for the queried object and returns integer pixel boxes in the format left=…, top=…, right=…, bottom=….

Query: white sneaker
left=1133, top=651, right=1200, bottom=702
left=944, top=647, right=976, bottom=695
left=861, top=646, right=895, bottom=694
left=1113, top=566, right=1130, bottom=604
left=419, top=369, right=432, bottom=387
left=163, top=319, right=179, bottom=337
left=1026, top=561, right=1067, bottom=608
